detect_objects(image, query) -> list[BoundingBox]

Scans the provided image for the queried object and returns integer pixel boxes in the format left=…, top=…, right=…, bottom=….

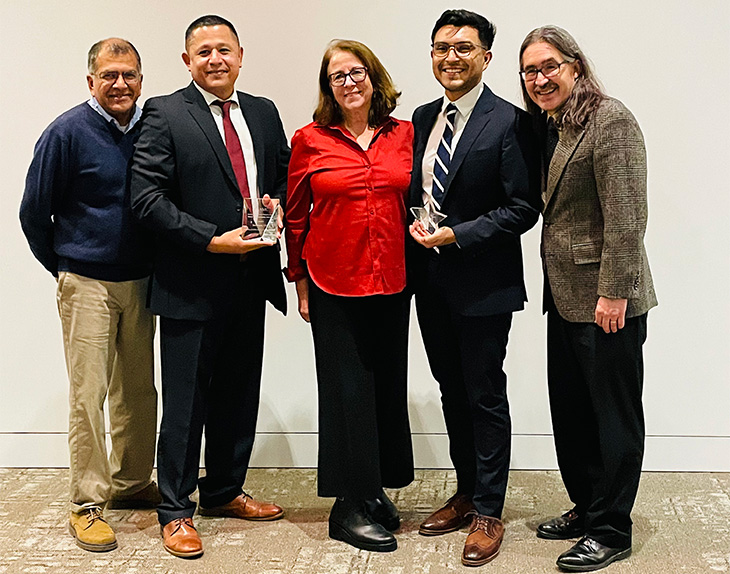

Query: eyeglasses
left=94, top=70, right=141, bottom=85
left=329, top=67, right=368, bottom=87
left=432, top=42, right=488, bottom=58
left=520, top=61, right=570, bottom=82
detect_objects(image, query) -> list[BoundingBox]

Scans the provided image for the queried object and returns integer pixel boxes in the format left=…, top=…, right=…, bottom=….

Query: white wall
left=1, top=0, right=728, bottom=471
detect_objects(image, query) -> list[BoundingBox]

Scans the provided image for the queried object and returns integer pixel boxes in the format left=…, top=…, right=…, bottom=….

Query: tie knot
left=213, top=100, right=233, bottom=116
left=446, top=103, right=457, bottom=117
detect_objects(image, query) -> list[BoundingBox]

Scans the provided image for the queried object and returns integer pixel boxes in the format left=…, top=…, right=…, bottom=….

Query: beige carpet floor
left=0, top=468, right=727, bottom=573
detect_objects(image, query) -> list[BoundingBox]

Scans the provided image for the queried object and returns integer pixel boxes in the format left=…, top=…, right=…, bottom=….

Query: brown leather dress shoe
left=161, top=517, right=203, bottom=558
left=199, top=493, right=284, bottom=521
left=419, top=493, right=475, bottom=536
left=461, top=514, right=504, bottom=567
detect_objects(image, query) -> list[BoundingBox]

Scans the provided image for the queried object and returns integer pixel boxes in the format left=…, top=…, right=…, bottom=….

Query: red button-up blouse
left=285, top=118, right=413, bottom=296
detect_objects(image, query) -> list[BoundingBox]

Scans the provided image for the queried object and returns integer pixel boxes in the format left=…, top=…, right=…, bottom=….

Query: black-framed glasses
left=329, top=67, right=368, bottom=87
left=520, top=61, right=570, bottom=82
left=432, top=42, right=488, bottom=58
left=95, top=70, right=141, bottom=85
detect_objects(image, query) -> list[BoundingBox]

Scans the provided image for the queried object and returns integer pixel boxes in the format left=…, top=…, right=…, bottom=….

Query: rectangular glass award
left=242, top=198, right=282, bottom=242
left=411, top=205, right=446, bottom=234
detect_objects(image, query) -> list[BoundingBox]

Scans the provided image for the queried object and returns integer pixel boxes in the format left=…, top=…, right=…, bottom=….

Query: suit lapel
left=182, top=83, right=239, bottom=193
left=544, top=126, right=586, bottom=208
left=441, top=85, right=495, bottom=203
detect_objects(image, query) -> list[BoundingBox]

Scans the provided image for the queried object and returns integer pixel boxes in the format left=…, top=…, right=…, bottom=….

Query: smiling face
left=183, top=24, right=242, bottom=99
left=86, top=49, right=142, bottom=125
left=327, top=50, right=373, bottom=121
left=521, top=41, right=579, bottom=115
left=431, top=25, right=490, bottom=101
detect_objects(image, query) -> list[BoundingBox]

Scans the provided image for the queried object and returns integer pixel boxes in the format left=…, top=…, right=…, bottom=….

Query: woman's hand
left=295, top=278, right=310, bottom=322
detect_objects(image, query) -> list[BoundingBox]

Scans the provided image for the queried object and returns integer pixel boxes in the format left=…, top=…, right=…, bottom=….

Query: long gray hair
left=519, top=26, right=605, bottom=131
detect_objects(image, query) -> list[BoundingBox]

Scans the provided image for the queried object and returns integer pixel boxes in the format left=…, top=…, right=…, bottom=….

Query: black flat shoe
left=537, top=508, right=585, bottom=540
left=329, top=498, right=397, bottom=552
left=364, top=490, right=400, bottom=531
left=556, top=536, right=631, bottom=572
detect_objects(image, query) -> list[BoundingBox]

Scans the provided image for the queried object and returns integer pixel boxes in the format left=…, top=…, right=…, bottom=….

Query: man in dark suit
left=519, top=26, right=657, bottom=572
left=130, top=15, right=290, bottom=558
left=408, top=9, right=540, bottom=567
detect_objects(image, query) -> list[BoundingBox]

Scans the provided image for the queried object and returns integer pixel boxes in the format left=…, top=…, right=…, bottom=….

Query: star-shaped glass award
left=411, top=205, right=447, bottom=234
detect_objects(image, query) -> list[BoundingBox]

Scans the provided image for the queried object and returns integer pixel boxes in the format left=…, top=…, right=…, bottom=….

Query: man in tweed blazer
left=519, top=26, right=657, bottom=573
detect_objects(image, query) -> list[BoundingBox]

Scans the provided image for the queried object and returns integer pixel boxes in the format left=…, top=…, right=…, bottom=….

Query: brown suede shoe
left=161, top=517, right=203, bottom=558
left=68, top=507, right=117, bottom=552
left=199, top=493, right=284, bottom=521
left=418, top=493, right=475, bottom=536
left=461, top=514, right=504, bottom=567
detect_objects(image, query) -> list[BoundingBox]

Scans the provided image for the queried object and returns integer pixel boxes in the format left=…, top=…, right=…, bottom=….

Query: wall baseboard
left=1, top=433, right=727, bottom=471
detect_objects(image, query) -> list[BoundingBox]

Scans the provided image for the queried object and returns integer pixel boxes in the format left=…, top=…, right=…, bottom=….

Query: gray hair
left=87, top=38, right=141, bottom=74
left=519, top=26, right=605, bottom=131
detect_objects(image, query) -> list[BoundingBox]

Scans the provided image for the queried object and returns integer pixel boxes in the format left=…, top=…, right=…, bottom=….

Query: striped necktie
left=431, top=102, right=458, bottom=206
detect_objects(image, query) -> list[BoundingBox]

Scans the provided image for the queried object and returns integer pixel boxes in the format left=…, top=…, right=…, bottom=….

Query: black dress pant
left=547, top=305, right=647, bottom=548
left=415, top=283, right=513, bottom=518
left=156, top=268, right=266, bottom=525
left=308, top=281, right=414, bottom=500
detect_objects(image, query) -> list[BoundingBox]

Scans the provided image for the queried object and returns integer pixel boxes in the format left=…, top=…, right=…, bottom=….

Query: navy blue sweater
left=20, top=103, right=151, bottom=281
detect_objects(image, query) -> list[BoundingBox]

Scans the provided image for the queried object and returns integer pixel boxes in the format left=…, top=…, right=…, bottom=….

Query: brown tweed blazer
left=542, top=97, right=657, bottom=322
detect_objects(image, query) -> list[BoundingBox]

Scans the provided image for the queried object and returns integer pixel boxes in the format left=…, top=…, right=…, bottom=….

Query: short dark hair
left=185, top=15, right=239, bottom=48
left=314, top=40, right=401, bottom=128
left=87, top=38, right=141, bottom=73
left=431, top=9, right=496, bottom=49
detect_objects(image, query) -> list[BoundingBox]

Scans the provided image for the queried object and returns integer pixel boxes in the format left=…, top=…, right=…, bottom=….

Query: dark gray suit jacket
left=542, top=97, right=657, bottom=322
left=130, top=83, right=290, bottom=321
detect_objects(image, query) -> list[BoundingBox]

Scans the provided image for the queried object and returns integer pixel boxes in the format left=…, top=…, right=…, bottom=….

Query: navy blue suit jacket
left=408, top=84, right=540, bottom=316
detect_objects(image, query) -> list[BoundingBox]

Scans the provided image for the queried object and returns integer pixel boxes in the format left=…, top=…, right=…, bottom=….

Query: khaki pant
left=56, top=272, right=157, bottom=512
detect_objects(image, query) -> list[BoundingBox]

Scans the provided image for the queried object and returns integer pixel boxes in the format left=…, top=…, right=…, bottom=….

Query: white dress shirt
left=193, top=83, right=260, bottom=210
left=421, top=83, right=484, bottom=208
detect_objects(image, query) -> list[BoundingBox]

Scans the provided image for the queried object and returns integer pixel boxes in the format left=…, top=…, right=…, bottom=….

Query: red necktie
left=213, top=100, right=252, bottom=210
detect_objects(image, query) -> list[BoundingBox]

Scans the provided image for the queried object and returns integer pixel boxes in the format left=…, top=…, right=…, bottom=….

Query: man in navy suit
left=130, top=15, right=290, bottom=558
left=408, top=9, right=540, bottom=567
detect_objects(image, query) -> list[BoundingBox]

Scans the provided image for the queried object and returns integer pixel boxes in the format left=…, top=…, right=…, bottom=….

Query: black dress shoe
left=537, top=509, right=585, bottom=540
left=364, top=490, right=400, bottom=531
left=556, top=536, right=631, bottom=572
left=329, top=498, right=397, bottom=552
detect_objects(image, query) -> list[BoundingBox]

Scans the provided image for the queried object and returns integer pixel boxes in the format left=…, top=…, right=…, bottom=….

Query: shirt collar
left=316, top=117, right=397, bottom=145
left=441, top=82, right=484, bottom=117
left=87, top=97, right=141, bottom=132
left=193, top=82, right=240, bottom=109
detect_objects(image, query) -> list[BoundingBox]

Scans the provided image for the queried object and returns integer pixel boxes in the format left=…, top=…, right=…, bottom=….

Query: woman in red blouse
left=285, top=40, right=414, bottom=553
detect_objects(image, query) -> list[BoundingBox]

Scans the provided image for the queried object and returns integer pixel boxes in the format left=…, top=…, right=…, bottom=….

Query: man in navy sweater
left=19, top=38, right=159, bottom=553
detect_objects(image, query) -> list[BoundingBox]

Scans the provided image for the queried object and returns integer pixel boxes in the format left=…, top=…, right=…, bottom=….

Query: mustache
left=535, top=81, right=557, bottom=93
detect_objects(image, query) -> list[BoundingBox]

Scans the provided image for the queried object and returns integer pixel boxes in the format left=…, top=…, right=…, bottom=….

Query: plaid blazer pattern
left=541, top=97, right=657, bottom=322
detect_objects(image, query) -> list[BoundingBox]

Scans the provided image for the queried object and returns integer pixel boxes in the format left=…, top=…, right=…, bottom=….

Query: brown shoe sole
left=163, top=543, right=204, bottom=559
left=461, top=548, right=500, bottom=567
left=198, top=507, right=284, bottom=521
left=418, top=518, right=470, bottom=536
left=68, top=523, right=118, bottom=552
